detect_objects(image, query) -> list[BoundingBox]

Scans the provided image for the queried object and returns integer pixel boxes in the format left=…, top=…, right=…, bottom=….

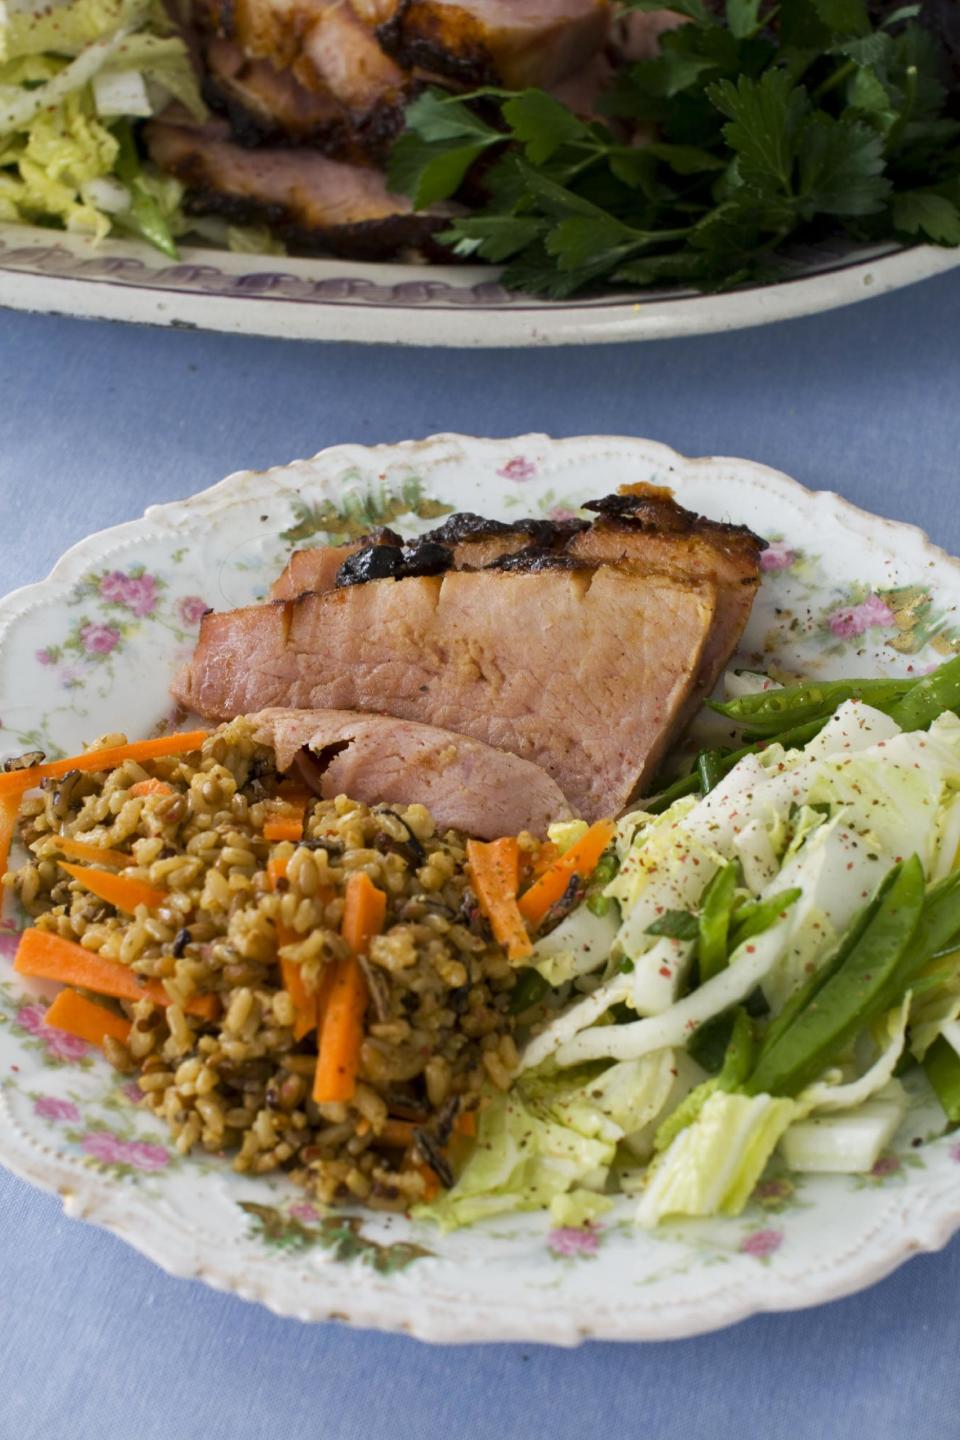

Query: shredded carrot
left=263, top=814, right=306, bottom=843
left=44, top=987, right=132, bottom=1050
left=530, top=841, right=560, bottom=878
left=313, top=873, right=385, bottom=1104
left=58, top=862, right=167, bottom=914
left=466, top=837, right=532, bottom=963
left=267, top=850, right=316, bottom=1040
left=14, top=929, right=218, bottom=1019
left=517, top=819, right=617, bottom=928
left=0, top=730, right=210, bottom=799
left=457, top=1111, right=477, bottom=1138
left=416, top=1163, right=441, bottom=1202
left=49, top=835, right=134, bottom=869
left=340, top=870, right=387, bottom=960
left=0, top=784, right=27, bottom=884
left=380, top=1118, right=417, bottom=1148
left=129, top=778, right=173, bottom=798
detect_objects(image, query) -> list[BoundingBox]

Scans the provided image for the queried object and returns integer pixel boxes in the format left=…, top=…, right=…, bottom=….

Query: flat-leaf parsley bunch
left=387, top=0, right=960, bottom=296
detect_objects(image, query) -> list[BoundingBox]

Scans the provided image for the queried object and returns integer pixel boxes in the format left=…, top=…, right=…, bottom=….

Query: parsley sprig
left=386, top=0, right=960, bottom=297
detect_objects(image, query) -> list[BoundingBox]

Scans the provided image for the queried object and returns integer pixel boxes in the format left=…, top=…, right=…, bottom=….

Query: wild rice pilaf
left=3, top=720, right=529, bottom=1208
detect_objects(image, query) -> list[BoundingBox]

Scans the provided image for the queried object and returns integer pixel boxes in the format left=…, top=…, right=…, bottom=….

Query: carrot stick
left=466, top=837, right=531, bottom=963
left=313, top=873, right=385, bottom=1104
left=44, top=987, right=132, bottom=1050
left=14, top=928, right=218, bottom=1019
left=340, top=870, right=387, bottom=959
left=267, top=851, right=316, bottom=1040
left=517, top=819, right=616, bottom=928
left=263, top=814, right=306, bottom=843
left=0, top=731, right=210, bottom=798
left=129, top=779, right=173, bottom=798
left=0, top=785, right=27, bottom=884
left=58, top=863, right=167, bottom=914
left=49, top=836, right=134, bottom=869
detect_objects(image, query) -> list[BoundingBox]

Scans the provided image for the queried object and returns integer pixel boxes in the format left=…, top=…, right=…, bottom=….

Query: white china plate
left=2, top=433, right=960, bottom=1344
left=2, top=223, right=959, bottom=345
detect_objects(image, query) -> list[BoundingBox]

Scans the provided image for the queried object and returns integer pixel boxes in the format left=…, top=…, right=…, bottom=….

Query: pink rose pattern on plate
left=547, top=1226, right=603, bottom=1259
left=739, top=1228, right=783, bottom=1259
left=33, top=1096, right=81, bottom=1124
left=826, top=593, right=896, bottom=640
left=497, top=456, right=538, bottom=482
left=81, top=1131, right=169, bottom=1172
left=16, top=1003, right=90, bottom=1063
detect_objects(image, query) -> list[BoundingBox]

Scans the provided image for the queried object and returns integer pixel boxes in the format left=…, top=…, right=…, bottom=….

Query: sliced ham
left=376, top=0, right=611, bottom=90
left=251, top=707, right=574, bottom=835
left=269, top=515, right=585, bottom=598
left=197, top=0, right=412, bottom=156
left=145, top=110, right=443, bottom=257
left=567, top=485, right=764, bottom=721
left=171, top=563, right=719, bottom=819
left=271, top=529, right=403, bottom=600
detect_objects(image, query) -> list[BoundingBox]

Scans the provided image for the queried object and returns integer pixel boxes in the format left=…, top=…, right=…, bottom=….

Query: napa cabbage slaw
left=420, top=658, right=960, bottom=1232
left=0, top=0, right=281, bottom=254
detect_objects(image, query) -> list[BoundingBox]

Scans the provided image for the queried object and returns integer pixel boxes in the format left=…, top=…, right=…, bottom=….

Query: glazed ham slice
left=567, top=486, right=764, bottom=722
left=376, top=0, right=611, bottom=89
left=251, top=708, right=574, bottom=836
left=145, top=111, right=442, bottom=257
left=198, top=0, right=412, bottom=155
left=269, top=516, right=585, bottom=599
left=172, top=564, right=719, bottom=819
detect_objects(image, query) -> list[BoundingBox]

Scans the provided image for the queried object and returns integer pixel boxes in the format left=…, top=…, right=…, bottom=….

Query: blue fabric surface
left=1, top=275, right=960, bottom=1440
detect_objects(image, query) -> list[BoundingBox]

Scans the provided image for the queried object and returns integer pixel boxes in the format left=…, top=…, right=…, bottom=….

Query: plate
left=2, top=433, right=960, bottom=1345
left=3, top=222, right=960, bottom=346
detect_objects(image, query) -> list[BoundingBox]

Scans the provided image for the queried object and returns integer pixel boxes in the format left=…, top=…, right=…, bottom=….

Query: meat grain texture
left=173, top=563, right=720, bottom=820
left=251, top=707, right=575, bottom=837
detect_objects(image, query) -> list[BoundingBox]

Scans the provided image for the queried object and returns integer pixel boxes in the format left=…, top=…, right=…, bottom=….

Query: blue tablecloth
left=2, top=277, right=960, bottom=1440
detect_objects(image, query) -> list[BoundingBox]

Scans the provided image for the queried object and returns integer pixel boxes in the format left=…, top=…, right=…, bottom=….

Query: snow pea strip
left=885, top=654, right=960, bottom=732
left=873, top=869, right=960, bottom=1015
left=745, top=857, right=926, bottom=1099
left=508, top=969, right=551, bottom=1014
left=645, top=719, right=825, bottom=815
left=698, top=863, right=739, bottom=983
left=696, top=750, right=726, bottom=794
left=729, top=888, right=802, bottom=952
left=923, top=1036, right=960, bottom=1124
left=754, top=869, right=899, bottom=1066
left=708, top=677, right=914, bottom=737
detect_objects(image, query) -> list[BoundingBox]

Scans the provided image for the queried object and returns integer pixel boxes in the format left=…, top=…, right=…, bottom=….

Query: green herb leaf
left=892, top=190, right=960, bottom=244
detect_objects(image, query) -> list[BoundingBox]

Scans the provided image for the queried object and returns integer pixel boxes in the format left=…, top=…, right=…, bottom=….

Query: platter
left=2, top=432, right=959, bottom=1344
left=3, top=224, right=959, bottom=346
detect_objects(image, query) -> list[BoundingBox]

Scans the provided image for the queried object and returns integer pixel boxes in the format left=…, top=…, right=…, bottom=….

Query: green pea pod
left=717, top=1006, right=754, bottom=1088
left=708, top=677, right=913, bottom=737
left=645, top=719, right=826, bottom=815
left=698, top=862, right=739, bottom=983
left=873, top=868, right=960, bottom=1015
left=729, top=887, right=802, bottom=952
left=754, top=868, right=899, bottom=1066
left=508, top=969, right=550, bottom=1014
left=923, top=1036, right=960, bottom=1124
left=745, top=856, right=926, bottom=1098
left=885, top=654, right=960, bottom=732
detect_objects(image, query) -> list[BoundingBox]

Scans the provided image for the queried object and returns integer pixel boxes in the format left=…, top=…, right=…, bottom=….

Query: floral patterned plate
left=2, top=433, right=960, bottom=1345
